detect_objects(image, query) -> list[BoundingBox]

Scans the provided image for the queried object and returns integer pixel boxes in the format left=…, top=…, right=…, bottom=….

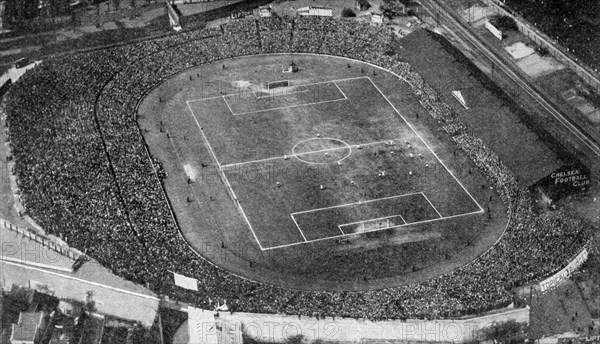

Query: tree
left=130, top=0, right=136, bottom=9
left=112, top=0, right=120, bottom=11
left=493, top=15, right=518, bottom=31
left=342, top=8, right=356, bottom=17
left=284, top=335, right=304, bottom=344
left=6, top=0, right=39, bottom=20
left=356, top=0, right=371, bottom=11
left=380, top=0, right=405, bottom=18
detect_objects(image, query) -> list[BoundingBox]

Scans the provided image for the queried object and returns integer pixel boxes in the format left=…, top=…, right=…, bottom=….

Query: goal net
left=341, top=215, right=404, bottom=234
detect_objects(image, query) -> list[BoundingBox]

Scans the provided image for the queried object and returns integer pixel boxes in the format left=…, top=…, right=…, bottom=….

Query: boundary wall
left=206, top=307, right=530, bottom=344
left=0, top=219, right=86, bottom=265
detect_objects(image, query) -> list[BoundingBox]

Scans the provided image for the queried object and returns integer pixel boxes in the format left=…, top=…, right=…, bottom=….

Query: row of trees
left=3, top=0, right=151, bottom=23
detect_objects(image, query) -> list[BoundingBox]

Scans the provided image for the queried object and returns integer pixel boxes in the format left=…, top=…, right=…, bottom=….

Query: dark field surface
left=398, top=30, right=563, bottom=186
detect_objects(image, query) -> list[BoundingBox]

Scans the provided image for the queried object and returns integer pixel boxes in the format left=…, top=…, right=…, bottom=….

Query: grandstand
left=1, top=15, right=593, bottom=322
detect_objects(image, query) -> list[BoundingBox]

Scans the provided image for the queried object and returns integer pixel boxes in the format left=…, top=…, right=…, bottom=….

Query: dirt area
left=505, top=41, right=535, bottom=59
left=516, top=53, right=565, bottom=78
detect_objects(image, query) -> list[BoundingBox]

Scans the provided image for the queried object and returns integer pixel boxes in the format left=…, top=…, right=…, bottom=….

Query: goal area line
left=187, top=76, right=369, bottom=102
left=186, top=76, right=372, bottom=116
left=279, top=191, right=481, bottom=251
left=264, top=209, right=484, bottom=251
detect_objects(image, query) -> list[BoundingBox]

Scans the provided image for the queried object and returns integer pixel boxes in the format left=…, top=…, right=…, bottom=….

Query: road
left=419, top=0, right=600, bottom=160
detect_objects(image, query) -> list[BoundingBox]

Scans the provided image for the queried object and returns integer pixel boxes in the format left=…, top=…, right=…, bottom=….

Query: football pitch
left=185, top=75, right=484, bottom=250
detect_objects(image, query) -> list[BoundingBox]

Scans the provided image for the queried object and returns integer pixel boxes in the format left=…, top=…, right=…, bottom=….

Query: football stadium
left=2, top=14, right=593, bottom=322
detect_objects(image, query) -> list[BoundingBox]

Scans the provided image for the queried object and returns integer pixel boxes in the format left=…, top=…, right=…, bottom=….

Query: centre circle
left=292, top=137, right=352, bottom=164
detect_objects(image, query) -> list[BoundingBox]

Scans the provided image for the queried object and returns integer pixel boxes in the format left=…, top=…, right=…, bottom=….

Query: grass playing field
left=137, top=53, right=507, bottom=291
left=185, top=74, right=481, bottom=249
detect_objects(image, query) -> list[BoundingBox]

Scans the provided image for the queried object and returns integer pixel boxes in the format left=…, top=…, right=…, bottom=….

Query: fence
left=480, top=0, right=600, bottom=91
left=0, top=218, right=86, bottom=264
left=538, top=247, right=588, bottom=292
left=217, top=307, right=530, bottom=343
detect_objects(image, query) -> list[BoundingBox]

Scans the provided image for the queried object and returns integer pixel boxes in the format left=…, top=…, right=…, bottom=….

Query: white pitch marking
left=332, top=81, right=348, bottom=100
left=291, top=192, right=423, bottom=216
left=421, top=192, right=443, bottom=218
left=253, top=86, right=310, bottom=99
left=365, top=77, right=485, bottom=213
left=186, top=101, right=264, bottom=250
left=186, top=76, right=370, bottom=103
left=290, top=214, right=309, bottom=242
left=221, top=95, right=235, bottom=116
left=186, top=76, right=484, bottom=251
left=230, top=97, right=348, bottom=116
left=339, top=213, right=407, bottom=228
left=220, top=138, right=416, bottom=169
left=263, top=209, right=484, bottom=250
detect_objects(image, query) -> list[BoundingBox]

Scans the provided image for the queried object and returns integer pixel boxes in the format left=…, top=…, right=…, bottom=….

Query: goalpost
left=346, top=216, right=397, bottom=234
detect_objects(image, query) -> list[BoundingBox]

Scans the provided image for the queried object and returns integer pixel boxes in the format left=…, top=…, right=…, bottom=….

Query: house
left=355, top=0, right=371, bottom=11
left=10, top=312, right=47, bottom=344
left=48, top=316, right=75, bottom=344
left=371, top=12, right=384, bottom=24
left=297, top=6, right=333, bottom=17
left=259, top=7, right=272, bottom=17
left=57, top=301, right=82, bottom=318
left=400, top=0, right=421, bottom=15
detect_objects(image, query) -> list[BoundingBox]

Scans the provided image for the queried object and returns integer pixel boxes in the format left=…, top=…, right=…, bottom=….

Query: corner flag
left=452, top=90, right=469, bottom=109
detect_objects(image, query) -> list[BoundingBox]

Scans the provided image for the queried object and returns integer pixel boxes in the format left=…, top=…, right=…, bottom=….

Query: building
left=0, top=1, right=5, bottom=31
left=48, top=316, right=75, bottom=344
left=371, top=12, right=384, bottom=24
left=259, top=7, right=272, bottom=17
left=355, top=0, right=370, bottom=11
left=401, top=0, right=421, bottom=15
left=297, top=6, right=333, bottom=17
left=10, top=312, right=47, bottom=344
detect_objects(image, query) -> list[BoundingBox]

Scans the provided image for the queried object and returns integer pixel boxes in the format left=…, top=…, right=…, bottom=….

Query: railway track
left=419, top=0, right=600, bottom=160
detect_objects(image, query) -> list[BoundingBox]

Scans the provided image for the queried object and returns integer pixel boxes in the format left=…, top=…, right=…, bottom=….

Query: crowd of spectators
left=2, top=15, right=593, bottom=320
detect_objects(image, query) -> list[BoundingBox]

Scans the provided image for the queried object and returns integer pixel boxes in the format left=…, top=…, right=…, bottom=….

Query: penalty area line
left=185, top=76, right=370, bottom=103
left=221, top=96, right=235, bottom=116
left=186, top=101, right=265, bottom=251
left=365, top=77, right=485, bottom=213
left=290, top=214, right=309, bottom=243
left=230, top=97, right=347, bottom=116
left=421, top=192, right=443, bottom=218
left=291, top=192, right=423, bottom=216
left=263, top=208, right=485, bottom=250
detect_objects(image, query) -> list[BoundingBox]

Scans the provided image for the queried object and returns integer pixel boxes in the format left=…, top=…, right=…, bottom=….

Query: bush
left=380, top=0, right=405, bottom=18
left=493, top=15, right=518, bottom=31
left=536, top=46, right=550, bottom=56
left=342, top=8, right=356, bottom=17
left=479, top=320, right=529, bottom=344
left=285, top=335, right=304, bottom=344
left=356, top=0, right=371, bottom=10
